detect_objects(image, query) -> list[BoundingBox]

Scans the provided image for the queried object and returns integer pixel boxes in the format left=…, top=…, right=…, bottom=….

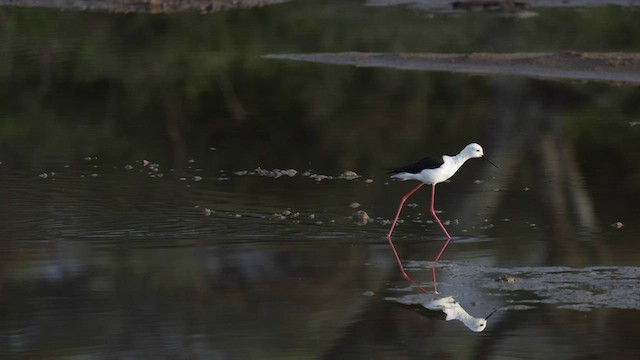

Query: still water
left=1, top=1, right=640, bottom=358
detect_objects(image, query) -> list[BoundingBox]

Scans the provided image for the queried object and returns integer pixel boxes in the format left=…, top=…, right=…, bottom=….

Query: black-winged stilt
left=386, top=143, right=497, bottom=261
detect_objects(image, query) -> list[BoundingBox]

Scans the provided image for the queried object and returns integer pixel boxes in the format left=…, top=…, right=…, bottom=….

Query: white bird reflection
left=391, top=294, right=496, bottom=332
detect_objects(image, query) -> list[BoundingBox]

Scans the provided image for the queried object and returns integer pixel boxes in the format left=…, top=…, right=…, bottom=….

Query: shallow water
left=1, top=1, right=640, bottom=359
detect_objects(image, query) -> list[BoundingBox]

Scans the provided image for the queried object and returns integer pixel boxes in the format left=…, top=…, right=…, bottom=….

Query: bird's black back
left=386, top=156, right=445, bottom=175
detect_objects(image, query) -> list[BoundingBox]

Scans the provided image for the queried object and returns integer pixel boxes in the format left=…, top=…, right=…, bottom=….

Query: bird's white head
left=462, top=143, right=485, bottom=159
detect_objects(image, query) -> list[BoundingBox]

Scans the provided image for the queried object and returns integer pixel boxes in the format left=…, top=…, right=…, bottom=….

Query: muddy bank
left=3, top=0, right=638, bottom=13
left=0, top=0, right=288, bottom=13
left=266, top=52, right=640, bottom=84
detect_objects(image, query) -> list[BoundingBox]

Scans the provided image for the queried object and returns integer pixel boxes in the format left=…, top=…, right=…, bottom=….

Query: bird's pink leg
left=387, top=183, right=425, bottom=238
left=429, top=183, right=452, bottom=262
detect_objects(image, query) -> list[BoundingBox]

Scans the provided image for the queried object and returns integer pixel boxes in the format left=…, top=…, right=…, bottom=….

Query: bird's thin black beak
left=484, top=308, right=498, bottom=320
left=483, top=156, right=498, bottom=168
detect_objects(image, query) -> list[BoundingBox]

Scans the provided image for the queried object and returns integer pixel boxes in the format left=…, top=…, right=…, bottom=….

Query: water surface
left=1, top=1, right=640, bottom=358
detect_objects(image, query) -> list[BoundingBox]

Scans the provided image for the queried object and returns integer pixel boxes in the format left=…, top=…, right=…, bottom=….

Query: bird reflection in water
left=393, top=294, right=497, bottom=332
left=386, top=237, right=497, bottom=332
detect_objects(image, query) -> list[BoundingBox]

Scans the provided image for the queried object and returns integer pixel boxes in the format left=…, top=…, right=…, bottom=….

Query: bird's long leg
left=387, top=183, right=425, bottom=238
left=429, top=183, right=452, bottom=262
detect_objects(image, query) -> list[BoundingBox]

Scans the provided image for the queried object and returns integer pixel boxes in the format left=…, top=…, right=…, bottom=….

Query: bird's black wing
left=386, top=155, right=445, bottom=174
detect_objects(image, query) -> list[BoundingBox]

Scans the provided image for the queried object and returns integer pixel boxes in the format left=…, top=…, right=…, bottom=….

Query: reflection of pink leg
left=387, top=236, right=416, bottom=285
left=387, top=236, right=428, bottom=293
left=429, top=183, right=452, bottom=262
left=431, top=267, right=439, bottom=294
left=387, top=183, right=425, bottom=238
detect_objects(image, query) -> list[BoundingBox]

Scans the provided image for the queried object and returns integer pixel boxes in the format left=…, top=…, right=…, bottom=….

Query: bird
left=386, top=143, right=497, bottom=261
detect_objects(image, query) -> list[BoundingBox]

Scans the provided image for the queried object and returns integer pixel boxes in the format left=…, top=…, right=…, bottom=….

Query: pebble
left=310, top=174, right=331, bottom=182
left=253, top=167, right=298, bottom=178
left=496, top=275, right=519, bottom=284
left=612, top=222, right=624, bottom=229
left=349, top=202, right=361, bottom=208
left=352, top=210, right=370, bottom=225
left=341, top=171, right=359, bottom=180
left=280, top=169, right=297, bottom=177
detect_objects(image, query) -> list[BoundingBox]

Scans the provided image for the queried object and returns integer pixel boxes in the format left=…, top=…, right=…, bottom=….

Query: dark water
left=1, top=1, right=640, bottom=358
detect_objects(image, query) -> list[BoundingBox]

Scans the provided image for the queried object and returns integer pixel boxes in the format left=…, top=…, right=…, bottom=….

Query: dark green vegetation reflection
left=1, top=2, right=640, bottom=359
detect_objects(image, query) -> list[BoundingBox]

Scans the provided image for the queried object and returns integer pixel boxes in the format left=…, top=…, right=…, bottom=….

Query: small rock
left=143, top=160, right=150, bottom=167
left=352, top=210, right=370, bottom=225
left=612, top=222, right=624, bottom=229
left=362, top=290, right=375, bottom=297
left=124, top=164, right=134, bottom=170
left=349, top=202, right=361, bottom=209
left=310, top=174, right=331, bottom=182
left=203, top=208, right=212, bottom=216
left=473, top=179, right=484, bottom=184
left=496, top=275, right=519, bottom=284
left=282, top=210, right=292, bottom=216
left=365, top=178, right=374, bottom=183
left=234, top=170, right=249, bottom=176
left=193, top=176, right=203, bottom=182
left=341, top=171, right=359, bottom=180
left=407, top=203, right=418, bottom=208
left=280, top=169, right=297, bottom=177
